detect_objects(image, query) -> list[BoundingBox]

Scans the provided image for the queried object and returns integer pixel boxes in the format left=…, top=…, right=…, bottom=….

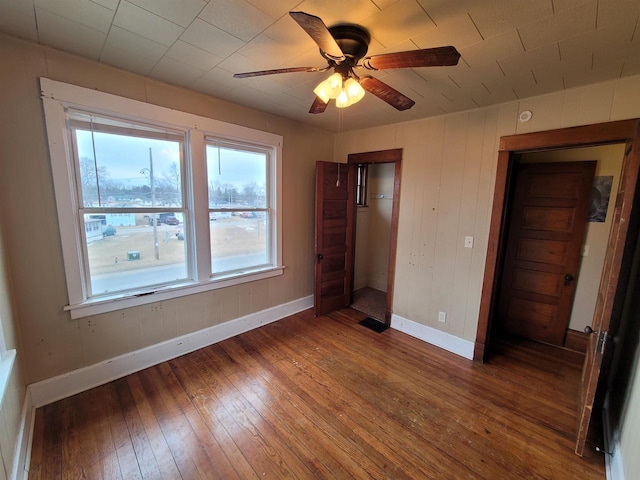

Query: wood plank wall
left=335, top=77, right=640, bottom=345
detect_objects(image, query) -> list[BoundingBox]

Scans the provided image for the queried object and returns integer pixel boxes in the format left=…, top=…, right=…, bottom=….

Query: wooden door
left=314, top=161, right=354, bottom=316
left=576, top=131, right=640, bottom=455
left=497, top=161, right=596, bottom=345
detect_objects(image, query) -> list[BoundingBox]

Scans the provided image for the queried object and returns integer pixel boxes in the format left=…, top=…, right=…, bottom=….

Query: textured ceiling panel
left=36, top=8, right=106, bottom=59
left=113, top=1, right=183, bottom=46
left=35, top=0, right=115, bottom=33
left=198, top=0, right=273, bottom=42
left=0, top=0, right=638, bottom=132
left=127, top=0, right=205, bottom=28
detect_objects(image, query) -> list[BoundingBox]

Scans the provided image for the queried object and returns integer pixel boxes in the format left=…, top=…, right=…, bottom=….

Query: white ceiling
left=1, top=0, right=639, bottom=132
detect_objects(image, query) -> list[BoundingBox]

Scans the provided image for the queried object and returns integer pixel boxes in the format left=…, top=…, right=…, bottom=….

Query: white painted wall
left=335, top=75, right=640, bottom=343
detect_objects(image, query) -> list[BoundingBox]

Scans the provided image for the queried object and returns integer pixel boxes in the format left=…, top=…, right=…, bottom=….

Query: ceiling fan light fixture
left=344, top=78, right=365, bottom=103
left=313, top=72, right=343, bottom=103
left=335, top=89, right=350, bottom=108
left=336, top=78, right=365, bottom=108
left=234, top=11, right=461, bottom=114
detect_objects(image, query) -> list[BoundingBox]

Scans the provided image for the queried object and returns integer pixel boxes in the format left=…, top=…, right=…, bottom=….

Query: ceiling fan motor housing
left=323, top=24, right=371, bottom=64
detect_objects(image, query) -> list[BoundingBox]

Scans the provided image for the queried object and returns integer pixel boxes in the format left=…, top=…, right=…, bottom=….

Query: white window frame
left=205, top=139, right=274, bottom=278
left=41, top=78, right=283, bottom=319
left=0, top=312, right=16, bottom=409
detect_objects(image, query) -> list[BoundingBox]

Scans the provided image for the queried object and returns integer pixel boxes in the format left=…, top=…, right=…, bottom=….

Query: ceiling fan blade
left=359, top=76, right=415, bottom=111
left=233, top=66, right=327, bottom=78
left=309, top=96, right=328, bottom=114
left=309, top=96, right=328, bottom=113
left=290, top=11, right=346, bottom=62
left=362, top=46, right=460, bottom=70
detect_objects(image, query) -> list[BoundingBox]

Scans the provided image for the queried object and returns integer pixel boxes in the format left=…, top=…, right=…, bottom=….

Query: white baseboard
left=391, top=314, right=475, bottom=360
left=28, top=295, right=313, bottom=408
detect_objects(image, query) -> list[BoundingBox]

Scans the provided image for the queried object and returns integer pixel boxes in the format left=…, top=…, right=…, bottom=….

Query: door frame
left=474, top=118, right=640, bottom=362
left=347, top=148, right=402, bottom=324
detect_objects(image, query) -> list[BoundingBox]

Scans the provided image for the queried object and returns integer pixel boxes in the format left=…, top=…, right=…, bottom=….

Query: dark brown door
left=314, top=161, right=354, bottom=316
left=576, top=132, right=640, bottom=455
left=497, top=161, right=596, bottom=345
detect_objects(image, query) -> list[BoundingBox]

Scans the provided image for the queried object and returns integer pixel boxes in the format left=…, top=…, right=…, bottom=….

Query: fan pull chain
left=336, top=163, right=340, bottom=187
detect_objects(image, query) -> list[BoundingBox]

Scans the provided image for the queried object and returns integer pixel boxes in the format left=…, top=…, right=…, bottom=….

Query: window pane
left=84, top=214, right=188, bottom=296
left=206, top=145, right=267, bottom=209
left=210, top=212, right=268, bottom=274
left=74, top=128, right=182, bottom=208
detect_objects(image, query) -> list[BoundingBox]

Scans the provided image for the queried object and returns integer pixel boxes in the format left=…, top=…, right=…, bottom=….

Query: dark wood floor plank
left=102, top=383, right=143, bottom=480
left=179, top=347, right=319, bottom=479
left=323, top=311, right=583, bottom=442
left=125, top=374, right=184, bottom=478
left=236, top=327, right=456, bottom=479
left=30, top=308, right=605, bottom=479
left=247, top=315, right=505, bottom=479
left=287, top=310, right=602, bottom=478
left=173, top=346, right=293, bottom=479
left=28, top=402, right=63, bottom=479
left=168, top=354, right=261, bottom=480
left=113, top=377, right=165, bottom=479
left=60, top=386, right=122, bottom=480
left=136, top=366, right=220, bottom=479
left=156, top=361, right=242, bottom=480
left=215, top=337, right=360, bottom=479
left=201, top=341, right=371, bottom=479
left=338, top=311, right=604, bottom=473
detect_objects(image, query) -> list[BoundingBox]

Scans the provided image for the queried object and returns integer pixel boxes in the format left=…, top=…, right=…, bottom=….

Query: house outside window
left=41, top=78, right=283, bottom=319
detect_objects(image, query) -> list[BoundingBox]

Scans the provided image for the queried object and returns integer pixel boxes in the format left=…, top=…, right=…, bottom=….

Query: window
left=69, top=111, right=188, bottom=297
left=356, top=164, right=368, bottom=206
left=206, top=141, right=270, bottom=276
left=41, top=78, right=283, bottom=319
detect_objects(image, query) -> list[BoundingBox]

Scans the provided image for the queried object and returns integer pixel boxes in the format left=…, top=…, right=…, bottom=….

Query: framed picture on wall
left=588, top=176, right=613, bottom=222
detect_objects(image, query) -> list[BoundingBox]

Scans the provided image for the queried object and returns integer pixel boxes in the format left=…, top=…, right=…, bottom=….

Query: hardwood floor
left=29, top=308, right=605, bottom=479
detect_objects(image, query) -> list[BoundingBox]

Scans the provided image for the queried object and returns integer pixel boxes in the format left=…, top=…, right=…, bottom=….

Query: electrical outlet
left=464, top=236, right=474, bottom=248
left=438, top=311, right=447, bottom=323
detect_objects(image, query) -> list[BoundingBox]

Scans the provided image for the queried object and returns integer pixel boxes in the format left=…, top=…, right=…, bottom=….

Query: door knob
left=316, top=253, right=323, bottom=263
left=584, top=326, right=594, bottom=335
left=564, top=273, right=574, bottom=286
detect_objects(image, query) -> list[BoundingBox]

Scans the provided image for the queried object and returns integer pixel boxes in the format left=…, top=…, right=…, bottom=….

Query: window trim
left=41, top=78, right=284, bottom=319
left=205, top=139, right=273, bottom=278
left=356, top=164, right=368, bottom=207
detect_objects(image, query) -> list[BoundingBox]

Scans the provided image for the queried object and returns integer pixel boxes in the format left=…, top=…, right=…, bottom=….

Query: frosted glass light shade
left=344, top=78, right=365, bottom=103
left=336, top=78, right=365, bottom=108
left=313, top=72, right=342, bottom=103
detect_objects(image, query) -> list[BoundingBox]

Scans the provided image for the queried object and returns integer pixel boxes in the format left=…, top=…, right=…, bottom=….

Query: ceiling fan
left=233, top=11, right=461, bottom=114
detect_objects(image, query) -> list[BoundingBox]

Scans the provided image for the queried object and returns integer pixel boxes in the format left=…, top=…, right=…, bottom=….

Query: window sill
left=64, top=266, right=285, bottom=319
left=0, top=349, right=16, bottom=409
